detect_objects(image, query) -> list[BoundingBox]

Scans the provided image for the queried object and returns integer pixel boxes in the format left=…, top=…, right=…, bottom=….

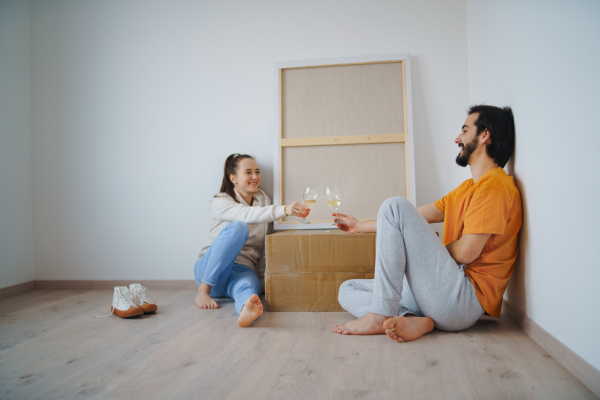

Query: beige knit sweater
left=199, top=188, right=286, bottom=278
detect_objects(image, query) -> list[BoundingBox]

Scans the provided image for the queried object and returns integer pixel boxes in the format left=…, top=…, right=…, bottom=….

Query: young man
left=332, top=105, right=521, bottom=343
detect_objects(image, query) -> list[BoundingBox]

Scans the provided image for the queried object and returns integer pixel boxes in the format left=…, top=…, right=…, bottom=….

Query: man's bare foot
left=194, top=283, right=219, bottom=309
left=237, top=294, right=263, bottom=327
left=332, top=312, right=390, bottom=335
left=383, top=315, right=435, bottom=342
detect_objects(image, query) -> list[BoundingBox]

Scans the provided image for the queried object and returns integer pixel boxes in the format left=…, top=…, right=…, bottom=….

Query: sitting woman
left=195, top=153, right=309, bottom=327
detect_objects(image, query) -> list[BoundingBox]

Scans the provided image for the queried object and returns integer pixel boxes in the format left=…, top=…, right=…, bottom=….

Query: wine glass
left=300, top=186, right=319, bottom=224
left=325, top=186, right=342, bottom=224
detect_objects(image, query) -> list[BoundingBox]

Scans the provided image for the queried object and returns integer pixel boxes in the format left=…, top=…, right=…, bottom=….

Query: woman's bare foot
left=194, top=283, right=219, bottom=309
left=237, top=294, right=263, bottom=327
left=332, top=312, right=390, bottom=335
left=383, top=315, right=435, bottom=342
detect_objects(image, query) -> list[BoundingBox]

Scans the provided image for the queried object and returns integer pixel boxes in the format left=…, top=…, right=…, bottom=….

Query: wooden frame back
left=273, top=55, right=415, bottom=230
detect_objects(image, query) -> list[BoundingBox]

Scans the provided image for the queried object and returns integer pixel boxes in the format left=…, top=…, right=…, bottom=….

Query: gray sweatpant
left=338, top=197, right=484, bottom=331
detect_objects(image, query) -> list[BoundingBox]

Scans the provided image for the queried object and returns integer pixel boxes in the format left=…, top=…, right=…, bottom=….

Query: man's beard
left=455, top=136, right=478, bottom=167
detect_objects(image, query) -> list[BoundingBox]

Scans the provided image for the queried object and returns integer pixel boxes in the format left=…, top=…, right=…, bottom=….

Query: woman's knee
left=226, top=221, right=249, bottom=239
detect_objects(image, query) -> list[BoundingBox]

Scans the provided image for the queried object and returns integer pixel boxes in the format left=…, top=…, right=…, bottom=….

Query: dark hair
left=217, top=153, right=254, bottom=203
left=468, top=105, right=515, bottom=168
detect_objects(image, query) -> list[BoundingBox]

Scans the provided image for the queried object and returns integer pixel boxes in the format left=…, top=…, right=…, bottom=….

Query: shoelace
left=94, top=289, right=137, bottom=318
left=133, top=287, right=156, bottom=305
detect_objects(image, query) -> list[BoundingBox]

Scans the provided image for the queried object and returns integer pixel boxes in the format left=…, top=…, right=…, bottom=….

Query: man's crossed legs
left=333, top=197, right=484, bottom=342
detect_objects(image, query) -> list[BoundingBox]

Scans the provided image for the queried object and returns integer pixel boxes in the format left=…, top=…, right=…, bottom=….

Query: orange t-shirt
left=434, top=167, right=522, bottom=317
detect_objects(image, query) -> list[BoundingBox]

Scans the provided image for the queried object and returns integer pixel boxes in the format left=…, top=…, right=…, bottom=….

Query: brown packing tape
left=265, top=272, right=375, bottom=312
left=266, top=230, right=376, bottom=274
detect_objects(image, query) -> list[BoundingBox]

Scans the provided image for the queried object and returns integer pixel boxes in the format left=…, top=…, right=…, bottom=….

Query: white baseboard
left=33, top=280, right=198, bottom=290
left=0, top=280, right=35, bottom=300
left=0, top=280, right=197, bottom=295
left=502, top=299, right=600, bottom=397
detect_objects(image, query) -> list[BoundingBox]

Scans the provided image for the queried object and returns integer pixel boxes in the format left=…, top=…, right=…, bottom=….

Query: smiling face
left=455, top=112, right=481, bottom=167
left=230, top=157, right=260, bottom=198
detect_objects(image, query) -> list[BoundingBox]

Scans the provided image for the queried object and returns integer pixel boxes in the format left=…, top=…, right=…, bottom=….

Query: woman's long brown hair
left=217, top=154, right=254, bottom=203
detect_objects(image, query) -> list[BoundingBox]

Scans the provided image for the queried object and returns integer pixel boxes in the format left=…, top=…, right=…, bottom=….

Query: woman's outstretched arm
left=212, top=194, right=309, bottom=224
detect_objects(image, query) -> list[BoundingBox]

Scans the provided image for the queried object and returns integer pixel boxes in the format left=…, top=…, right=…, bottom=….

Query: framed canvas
left=273, top=54, right=415, bottom=230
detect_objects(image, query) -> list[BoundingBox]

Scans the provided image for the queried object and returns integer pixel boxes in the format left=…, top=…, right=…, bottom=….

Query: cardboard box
left=265, top=230, right=376, bottom=311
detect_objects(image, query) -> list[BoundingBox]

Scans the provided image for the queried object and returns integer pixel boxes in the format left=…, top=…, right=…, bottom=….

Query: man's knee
left=382, top=196, right=410, bottom=209
left=227, top=221, right=250, bottom=239
left=379, top=197, right=412, bottom=217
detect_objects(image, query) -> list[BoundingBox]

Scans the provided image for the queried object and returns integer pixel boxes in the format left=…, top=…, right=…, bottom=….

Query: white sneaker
left=129, top=283, right=158, bottom=313
left=100, top=286, right=144, bottom=318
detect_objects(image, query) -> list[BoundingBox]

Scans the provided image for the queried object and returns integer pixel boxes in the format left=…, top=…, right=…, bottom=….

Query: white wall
left=0, top=0, right=35, bottom=289
left=30, top=0, right=471, bottom=280
left=467, top=0, right=600, bottom=372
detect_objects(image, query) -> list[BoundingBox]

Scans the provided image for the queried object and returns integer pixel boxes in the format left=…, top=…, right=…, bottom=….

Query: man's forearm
left=446, top=233, right=491, bottom=265
left=356, top=220, right=377, bottom=233
left=417, top=203, right=445, bottom=224
left=446, top=241, right=469, bottom=264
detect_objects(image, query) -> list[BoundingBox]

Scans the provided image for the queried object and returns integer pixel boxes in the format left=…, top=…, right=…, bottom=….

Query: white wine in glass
left=327, top=199, right=341, bottom=208
left=325, top=186, right=342, bottom=224
left=300, top=186, right=319, bottom=224
left=304, top=199, right=317, bottom=208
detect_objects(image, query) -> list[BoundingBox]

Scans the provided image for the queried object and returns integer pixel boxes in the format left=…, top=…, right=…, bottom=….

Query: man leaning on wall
left=332, top=105, right=522, bottom=343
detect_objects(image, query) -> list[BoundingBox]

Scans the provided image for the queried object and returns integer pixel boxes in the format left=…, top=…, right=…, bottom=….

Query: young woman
left=194, top=153, right=309, bottom=327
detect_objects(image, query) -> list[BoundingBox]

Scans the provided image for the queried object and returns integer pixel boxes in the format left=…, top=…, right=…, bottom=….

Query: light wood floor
left=0, top=290, right=596, bottom=400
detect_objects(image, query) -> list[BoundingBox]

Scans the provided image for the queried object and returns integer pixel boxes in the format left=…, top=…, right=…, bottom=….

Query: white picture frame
left=273, top=54, right=415, bottom=230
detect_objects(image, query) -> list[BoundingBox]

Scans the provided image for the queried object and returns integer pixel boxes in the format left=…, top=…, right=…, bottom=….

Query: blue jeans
left=194, top=221, right=262, bottom=314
